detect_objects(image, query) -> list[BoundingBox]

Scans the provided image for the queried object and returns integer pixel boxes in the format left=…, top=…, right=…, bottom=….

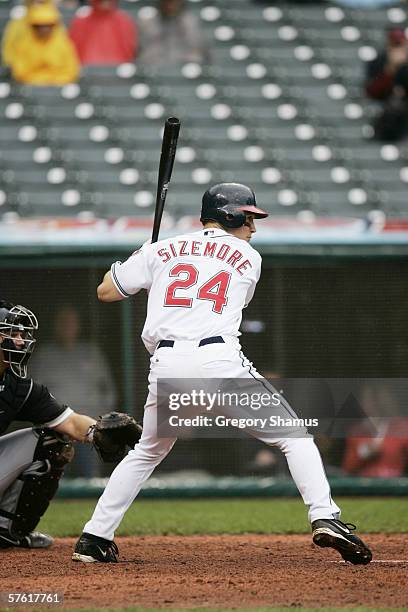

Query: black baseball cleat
left=0, top=528, right=53, bottom=549
left=312, top=519, right=372, bottom=565
left=72, top=532, right=119, bottom=563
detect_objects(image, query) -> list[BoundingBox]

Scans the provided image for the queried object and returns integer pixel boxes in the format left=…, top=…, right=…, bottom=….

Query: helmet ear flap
left=220, top=207, right=247, bottom=228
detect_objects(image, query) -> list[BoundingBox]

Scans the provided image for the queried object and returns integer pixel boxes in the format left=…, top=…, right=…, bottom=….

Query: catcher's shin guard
left=0, top=429, right=74, bottom=538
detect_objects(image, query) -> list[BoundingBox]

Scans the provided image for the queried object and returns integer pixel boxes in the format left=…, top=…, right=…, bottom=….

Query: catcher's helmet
left=200, top=183, right=268, bottom=229
left=0, top=301, right=38, bottom=378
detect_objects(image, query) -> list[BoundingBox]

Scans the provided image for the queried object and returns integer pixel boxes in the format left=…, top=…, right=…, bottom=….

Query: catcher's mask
left=0, top=302, right=38, bottom=378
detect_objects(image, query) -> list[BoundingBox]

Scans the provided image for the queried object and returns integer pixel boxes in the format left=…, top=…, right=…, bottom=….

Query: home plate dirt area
left=0, top=534, right=407, bottom=608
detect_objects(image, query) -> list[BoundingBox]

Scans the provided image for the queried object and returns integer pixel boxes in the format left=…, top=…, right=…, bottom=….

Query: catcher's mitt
left=92, top=411, right=142, bottom=462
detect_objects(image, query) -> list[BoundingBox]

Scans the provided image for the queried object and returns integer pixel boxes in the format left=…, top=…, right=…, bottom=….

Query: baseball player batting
left=72, top=183, right=372, bottom=565
left=0, top=301, right=141, bottom=548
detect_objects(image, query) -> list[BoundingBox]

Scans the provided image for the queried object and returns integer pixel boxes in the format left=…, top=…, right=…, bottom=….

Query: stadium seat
left=0, top=0, right=405, bottom=220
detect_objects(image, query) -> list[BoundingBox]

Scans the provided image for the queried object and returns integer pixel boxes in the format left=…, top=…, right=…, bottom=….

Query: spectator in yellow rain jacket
left=2, top=0, right=57, bottom=67
left=8, top=4, right=80, bottom=85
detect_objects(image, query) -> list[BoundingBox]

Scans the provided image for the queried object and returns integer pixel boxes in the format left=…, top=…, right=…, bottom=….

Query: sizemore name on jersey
left=156, top=235, right=254, bottom=276
left=110, top=228, right=261, bottom=356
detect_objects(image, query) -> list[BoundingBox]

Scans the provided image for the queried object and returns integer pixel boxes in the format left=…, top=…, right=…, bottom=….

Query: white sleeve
left=110, top=245, right=153, bottom=297
left=244, top=252, right=262, bottom=308
left=42, top=407, right=73, bottom=428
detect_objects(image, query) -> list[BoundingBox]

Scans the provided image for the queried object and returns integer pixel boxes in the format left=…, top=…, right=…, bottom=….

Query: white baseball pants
left=84, top=338, right=340, bottom=540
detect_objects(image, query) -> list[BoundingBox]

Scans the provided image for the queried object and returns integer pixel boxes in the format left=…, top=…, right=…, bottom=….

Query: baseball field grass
left=39, top=497, right=408, bottom=537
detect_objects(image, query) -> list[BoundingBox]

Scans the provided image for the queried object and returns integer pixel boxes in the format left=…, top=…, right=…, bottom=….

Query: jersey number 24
left=164, top=264, right=231, bottom=314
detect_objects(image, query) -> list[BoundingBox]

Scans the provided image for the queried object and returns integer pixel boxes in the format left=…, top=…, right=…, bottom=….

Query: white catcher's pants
left=84, top=338, right=340, bottom=540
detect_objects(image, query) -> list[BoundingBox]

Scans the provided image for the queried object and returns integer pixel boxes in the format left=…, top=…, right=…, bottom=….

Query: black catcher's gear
left=0, top=528, right=53, bottom=549
left=200, top=183, right=268, bottom=229
left=0, top=301, right=38, bottom=378
left=0, top=368, right=70, bottom=436
left=92, top=411, right=142, bottom=462
left=0, top=429, right=74, bottom=538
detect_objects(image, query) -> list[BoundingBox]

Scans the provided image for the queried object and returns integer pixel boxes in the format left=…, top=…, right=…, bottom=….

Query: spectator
left=365, top=28, right=408, bottom=100
left=245, top=447, right=289, bottom=476
left=342, top=384, right=408, bottom=477
left=138, top=0, right=208, bottom=66
left=2, top=0, right=59, bottom=68
left=30, top=306, right=117, bottom=477
left=8, top=4, right=79, bottom=85
left=69, top=0, right=138, bottom=66
left=365, top=28, right=408, bottom=141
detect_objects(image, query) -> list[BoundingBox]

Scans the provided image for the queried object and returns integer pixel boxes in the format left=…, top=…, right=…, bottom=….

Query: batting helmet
left=200, top=183, right=268, bottom=229
left=0, top=301, right=38, bottom=378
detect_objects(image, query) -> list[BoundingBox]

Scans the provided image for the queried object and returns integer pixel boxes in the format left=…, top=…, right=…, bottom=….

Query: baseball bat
left=151, top=117, right=181, bottom=244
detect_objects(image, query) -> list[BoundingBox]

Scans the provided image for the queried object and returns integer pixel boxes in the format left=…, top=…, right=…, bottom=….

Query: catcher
left=0, top=300, right=141, bottom=549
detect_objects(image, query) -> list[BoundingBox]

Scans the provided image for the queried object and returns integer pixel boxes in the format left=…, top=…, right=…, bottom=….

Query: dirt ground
left=0, top=534, right=407, bottom=609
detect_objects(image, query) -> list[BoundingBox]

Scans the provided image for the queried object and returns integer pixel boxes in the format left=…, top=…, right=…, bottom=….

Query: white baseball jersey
left=110, top=228, right=262, bottom=354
